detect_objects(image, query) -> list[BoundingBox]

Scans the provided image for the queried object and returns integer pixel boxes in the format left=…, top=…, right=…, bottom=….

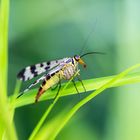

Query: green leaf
left=0, top=0, right=17, bottom=139
left=14, top=71, right=140, bottom=108
left=33, top=63, right=140, bottom=140
left=28, top=70, right=80, bottom=140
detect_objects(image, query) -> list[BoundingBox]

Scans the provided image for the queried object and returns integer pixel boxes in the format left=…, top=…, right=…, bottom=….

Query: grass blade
left=14, top=71, right=140, bottom=108
left=34, top=63, right=140, bottom=139
left=29, top=70, right=80, bottom=140
left=0, top=0, right=17, bottom=139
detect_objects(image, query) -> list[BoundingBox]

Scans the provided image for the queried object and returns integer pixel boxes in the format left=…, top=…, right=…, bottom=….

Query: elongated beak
left=78, top=58, right=86, bottom=68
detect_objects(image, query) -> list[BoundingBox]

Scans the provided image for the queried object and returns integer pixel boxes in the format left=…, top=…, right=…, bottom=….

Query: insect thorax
left=62, top=61, right=79, bottom=80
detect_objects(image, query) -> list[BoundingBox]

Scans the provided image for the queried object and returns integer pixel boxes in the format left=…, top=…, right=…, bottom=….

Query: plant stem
left=0, top=0, right=17, bottom=139
left=50, top=63, right=140, bottom=139
left=29, top=71, right=80, bottom=140
left=9, top=81, right=22, bottom=122
left=15, top=71, right=140, bottom=108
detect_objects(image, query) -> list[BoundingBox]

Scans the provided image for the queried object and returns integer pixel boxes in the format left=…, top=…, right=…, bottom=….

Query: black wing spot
left=17, top=68, right=25, bottom=80
left=34, top=72, right=38, bottom=77
left=47, top=61, right=50, bottom=65
left=31, top=65, right=36, bottom=73
left=40, top=63, right=44, bottom=67
left=30, top=65, right=38, bottom=78
left=45, top=66, right=50, bottom=70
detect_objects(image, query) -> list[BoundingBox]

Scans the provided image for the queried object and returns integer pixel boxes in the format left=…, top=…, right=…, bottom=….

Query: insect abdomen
left=35, top=62, right=78, bottom=102
left=35, top=71, right=63, bottom=102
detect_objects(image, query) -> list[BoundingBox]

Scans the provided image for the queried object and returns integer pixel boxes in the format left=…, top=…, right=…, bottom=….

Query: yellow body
left=44, top=71, right=63, bottom=90
left=35, top=63, right=78, bottom=102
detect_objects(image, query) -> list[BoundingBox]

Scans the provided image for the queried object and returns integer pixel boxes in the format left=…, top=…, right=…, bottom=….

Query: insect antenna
left=80, top=51, right=105, bottom=58
left=79, top=19, right=98, bottom=56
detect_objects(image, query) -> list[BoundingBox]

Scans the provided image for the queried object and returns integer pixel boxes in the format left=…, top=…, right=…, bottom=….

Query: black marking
left=30, top=65, right=38, bottom=77
left=40, top=63, right=44, bottom=67
left=74, top=55, right=80, bottom=61
left=39, top=86, right=42, bottom=91
left=46, top=75, right=51, bottom=80
left=34, top=72, right=38, bottom=77
left=17, top=74, right=47, bottom=97
left=17, top=93, right=24, bottom=99
left=30, top=65, right=38, bottom=79
left=45, top=66, right=50, bottom=70
left=56, top=70, right=59, bottom=73
left=47, top=61, right=50, bottom=65
left=42, top=80, right=46, bottom=86
left=51, top=73, right=55, bottom=76
left=23, top=76, right=25, bottom=81
left=31, top=65, right=36, bottom=73
left=17, top=68, right=25, bottom=80
left=72, top=58, right=74, bottom=65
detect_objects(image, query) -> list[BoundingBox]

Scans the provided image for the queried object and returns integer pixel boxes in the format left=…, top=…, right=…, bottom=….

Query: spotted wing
left=17, top=58, right=69, bottom=81
left=17, top=60, right=68, bottom=98
left=17, top=74, right=47, bottom=98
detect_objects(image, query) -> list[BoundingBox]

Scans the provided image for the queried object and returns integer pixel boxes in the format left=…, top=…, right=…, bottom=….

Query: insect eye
left=74, top=55, right=80, bottom=61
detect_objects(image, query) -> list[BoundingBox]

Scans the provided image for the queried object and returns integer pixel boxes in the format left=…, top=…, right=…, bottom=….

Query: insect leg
left=77, top=75, right=86, bottom=92
left=72, top=80, right=79, bottom=94
left=53, top=75, right=61, bottom=101
left=51, top=83, right=59, bottom=90
left=17, top=74, right=47, bottom=98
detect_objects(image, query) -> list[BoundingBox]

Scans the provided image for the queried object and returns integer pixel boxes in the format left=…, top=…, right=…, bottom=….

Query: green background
left=8, top=0, right=140, bottom=140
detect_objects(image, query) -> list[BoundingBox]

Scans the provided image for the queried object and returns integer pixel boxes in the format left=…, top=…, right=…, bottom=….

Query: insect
left=17, top=52, right=104, bottom=103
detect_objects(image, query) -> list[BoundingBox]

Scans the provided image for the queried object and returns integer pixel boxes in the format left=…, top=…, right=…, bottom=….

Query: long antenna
left=80, top=51, right=105, bottom=58
left=79, top=18, right=98, bottom=55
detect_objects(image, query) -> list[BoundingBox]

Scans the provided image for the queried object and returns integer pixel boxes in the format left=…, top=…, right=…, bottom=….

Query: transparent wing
left=17, top=58, right=68, bottom=81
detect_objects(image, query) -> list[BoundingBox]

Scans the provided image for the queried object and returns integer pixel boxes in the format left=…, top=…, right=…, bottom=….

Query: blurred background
left=9, top=0, right=140, bottom=140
